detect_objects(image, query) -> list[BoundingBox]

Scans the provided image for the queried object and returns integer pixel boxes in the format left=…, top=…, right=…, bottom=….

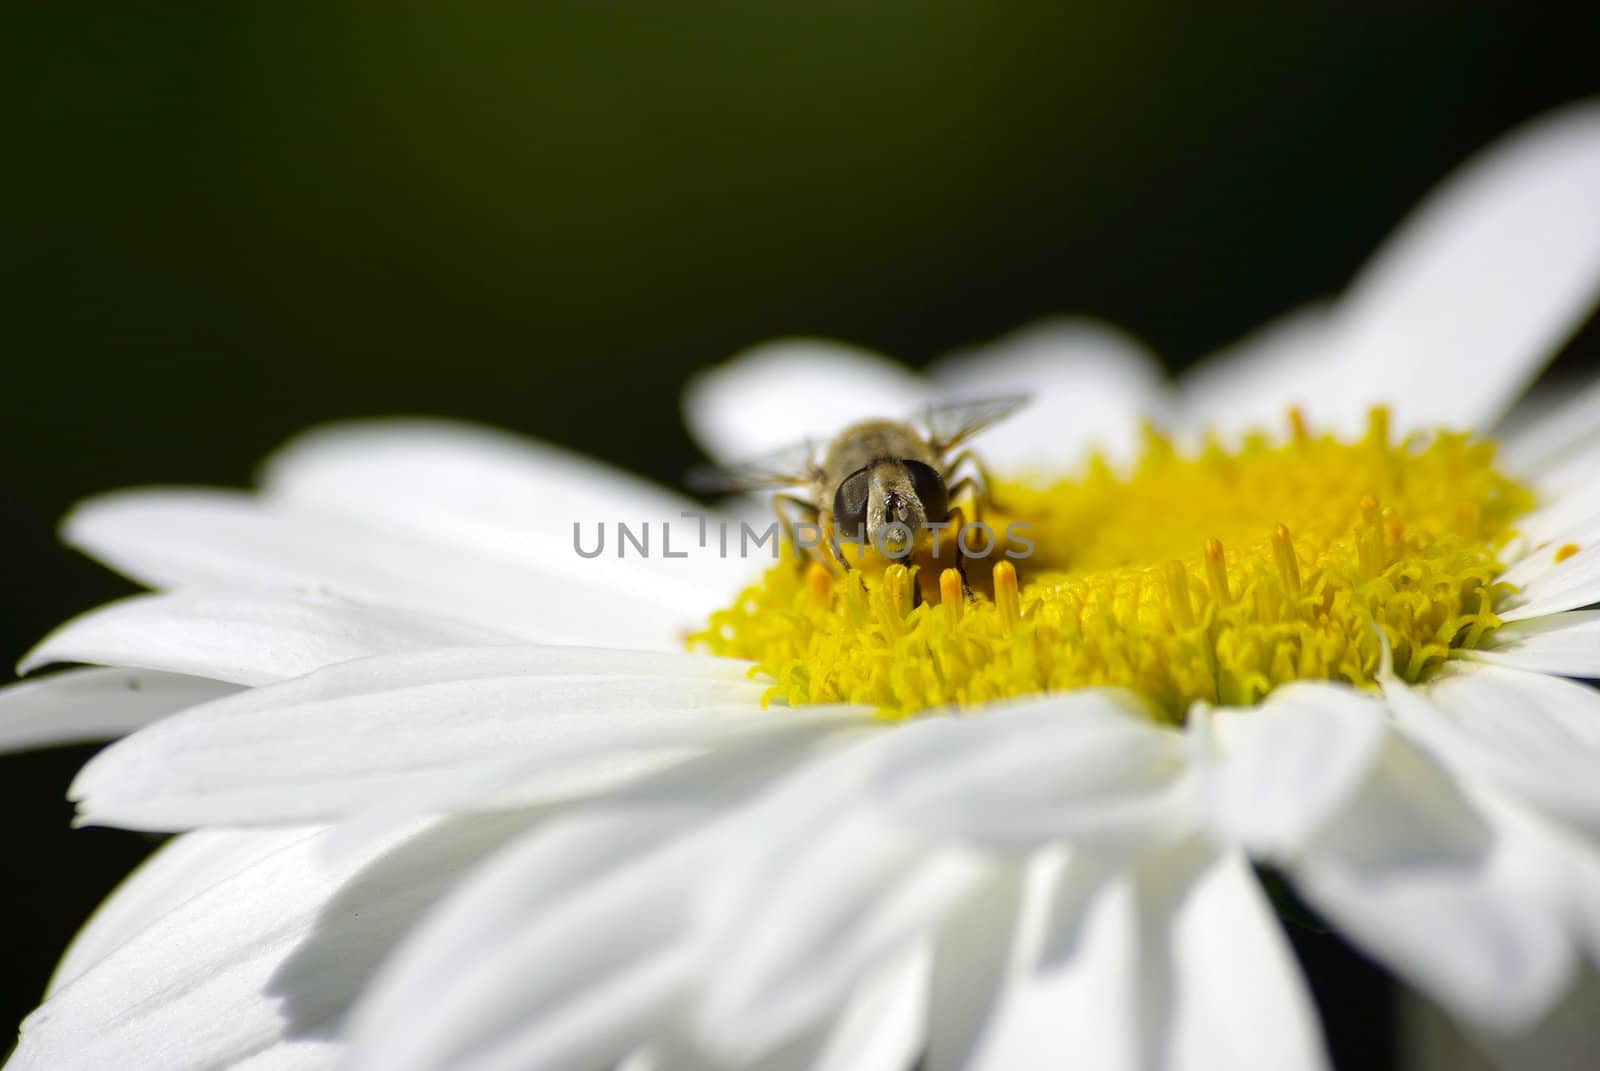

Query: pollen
left=693, top=409, right=1534, bottom=722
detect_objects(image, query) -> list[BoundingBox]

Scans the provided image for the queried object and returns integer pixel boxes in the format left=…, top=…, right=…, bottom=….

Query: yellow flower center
left=693, top=409, right=1533, bottom=722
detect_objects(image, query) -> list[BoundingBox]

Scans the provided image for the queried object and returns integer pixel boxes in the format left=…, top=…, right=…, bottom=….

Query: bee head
left=865, top=461, right=945, bottom=558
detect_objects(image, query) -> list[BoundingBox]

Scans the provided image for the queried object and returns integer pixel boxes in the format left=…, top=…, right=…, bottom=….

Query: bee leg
left=774, top=494, right=846, bottom=576
left=945, top=476, right=986, bottom=529
left=817, top=505, right=854, bottom=575
left=944, top=450, right=1004, bottom=512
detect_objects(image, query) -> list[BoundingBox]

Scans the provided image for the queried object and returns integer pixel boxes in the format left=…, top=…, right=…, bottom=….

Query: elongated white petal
left=1332, top=101, right=1600, bottom=436
left=260, top=419, right=738, bottom=605
left=11, top=813, right=534, bottom=1071
left=229, top=1040, right=342, bottom=1070
left=70, top=645, right=768, bottom=830
left=1200, top=683, right=1388, bottom=860
left=347, top=728, right=875, bottom=1071
left=1499, top=373, right=1600, bottom=475
left=928, top=851, right=1126, bottom=1071
left=1402, top=664, right=1600, bottom=828
left=698, top=808, right=986, bottom=1063
left=1500, top=518, right=1600, bottom=623
left=871, top=691, right=1193, bottom=853
left=22, top=591, right=509, bottom=686
left=1470, top=611, right=1600, bottom=677
left=1153, top=847, right=1329, bottom=1071
left=809, top=944, right=930, bottom=1071
left=64, top=491, right=707, bottom=650
left=1177, top=301, right=1338, bottom=443
left=321, top=705, right=869, bottom=862
left=926, top=317, right=1173, bottom=470
left=48, top=829, right=315, bottom=996
left=682, top=338, right=927, bottom=463
left=0, top=668, right=235, bottom=754
left=967, top=875, right=1140, bottom=1071
left=964, top=845, right=1327, bottom=1070
left=1441, top=968, right=1600, bottom=1071
left=1469, top=790, right=1600, bottom=968
left=923, top=860, right=1036, bottom=1071
left=666, top=728, right=962, bottom=1060
left=1292, top=732, right=1575, bottom=1033
left=345, top=810, right=717, bottom=1071
left=1502, top=436, right=1600, bottom=562
left=1500, top=492, right=1600, bottom=581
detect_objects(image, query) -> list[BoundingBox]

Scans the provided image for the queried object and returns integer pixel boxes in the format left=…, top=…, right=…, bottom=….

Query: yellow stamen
left=994, top=560, right=1021, bottom=632
left=1204, top=537, right=1232, bottom=605
left=1288, top=407, right=1309, bottom=447
left=1555, top=542, right=1580, bottom=563
left=1271, top=524, right=1301, bottom=595
left=1366, top=405, right=1390, bottom=447
left=1164, top=560, right=1196, bottom=630
left=1356, top=496, right=1384, bottom=579
left=939, top=568, right=965, bottom=615
left=806, top=562, right=832, bottom=603
left=1382, top=506, right=1405, bottom=546
left=875, top=564, right=916, bottom=636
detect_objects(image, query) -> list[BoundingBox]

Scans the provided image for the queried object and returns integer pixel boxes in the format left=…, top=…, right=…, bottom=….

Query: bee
left=689, top=394, right=1029, bottom=583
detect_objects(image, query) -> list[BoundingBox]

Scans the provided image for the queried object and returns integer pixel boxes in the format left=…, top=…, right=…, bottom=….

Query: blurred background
left=4, top=5, right=1599, bottom=1067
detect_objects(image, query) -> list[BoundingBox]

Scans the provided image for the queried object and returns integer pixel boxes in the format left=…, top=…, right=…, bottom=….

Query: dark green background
left=4, top=6, right=1598, bottom=1067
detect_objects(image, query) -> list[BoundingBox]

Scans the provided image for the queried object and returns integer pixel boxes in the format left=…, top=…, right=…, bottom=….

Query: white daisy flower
left=8, top=100, right=1600, bottom=1071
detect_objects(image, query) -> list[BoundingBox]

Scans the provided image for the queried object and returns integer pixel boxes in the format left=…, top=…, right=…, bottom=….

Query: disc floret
left=695, top=410, right=1533, bottom=721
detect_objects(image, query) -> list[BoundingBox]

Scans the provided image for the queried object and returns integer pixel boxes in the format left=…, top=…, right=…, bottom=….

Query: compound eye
left=832, top=467, right=870, bottom=537
left=903, top=460, right=948, bottom=521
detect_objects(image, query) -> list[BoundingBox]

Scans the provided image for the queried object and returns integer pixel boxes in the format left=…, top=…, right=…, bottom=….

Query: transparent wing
left=685, top=437, right=825, bottom=494
left=917, top=392, right=1032, bottom=453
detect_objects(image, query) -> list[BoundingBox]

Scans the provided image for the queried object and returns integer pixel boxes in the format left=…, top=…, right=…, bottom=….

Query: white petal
left=1177, top=301, right=1339, bottom=444
left=1332, top=101, right=1600, bottom=436
left=870, top=691, right=1193, bottom=853
left=1499, top=373, right=1600, bottom=475
left=10, top=814, right=533, bottom=1071
left=321, top=704, right=868, bottom=863
left=676, top=727, right=968, bottom=1061
left=809, top=944, right=930, bottom=1071
left=349, top=723, right=876, bottom=1071
left=64, top=491, right=709, bottom=650
left=697, top=808, right=986, bottom=1063
left=21, top=591, right=509, bottom=686
left=1433, top=967, right=1600, bottom=1071
left=70, top=645, right=769, bottom=831
left=925, top=316, right=1174, bottom=471
left=1403, top=664, right=1600, bottom=828
left=1470, top=610, right=1600, bottom=677
left=261, top=419, right=739, bottom=608
left=345, top=810, right=718, bottom=1071
left=1469, top=790, right=1600, bottom=969
left=1500, top=493, right=1600, bottom=584
left=1153, top=847, right=1329, bottom=1071
left=0, top=667, right=235, bottom=754
left=1292, top=732, right=1575, bottom=1033
left=1500, top=517, right=1600, bottom=622
left=48, top=829, right=314, bottom=996
left=1502, top=437, right=1600, bottom=563
left=922, top=859, right=1041, bottom=1071
left=1199, top=683, right=1389, bottom=861
left=967, top=875, right=1140, bottom=1071
left=230, top=1040, right=342, bottom=1070
left=926, top=850, right=1125, bottom=1071
left=682, top=338, right=927, bottom=463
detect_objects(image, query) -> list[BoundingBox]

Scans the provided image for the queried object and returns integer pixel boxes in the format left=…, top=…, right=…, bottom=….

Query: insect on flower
left=688, top=394, right=1030, bottom=596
